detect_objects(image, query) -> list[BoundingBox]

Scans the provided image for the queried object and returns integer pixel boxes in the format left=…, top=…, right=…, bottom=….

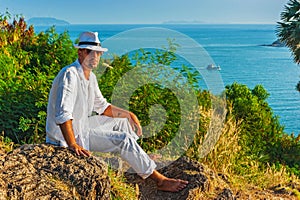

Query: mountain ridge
left=27, top=17, right=70, bottom=26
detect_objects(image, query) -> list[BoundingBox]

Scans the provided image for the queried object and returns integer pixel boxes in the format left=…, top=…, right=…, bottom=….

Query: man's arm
left=59, top=120, right=91, bottom=157
left=102, top=105, right=142, bottom=136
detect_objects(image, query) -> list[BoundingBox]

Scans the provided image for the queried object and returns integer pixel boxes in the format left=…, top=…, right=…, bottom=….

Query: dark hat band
left=78, top=42, right=101, bottom=46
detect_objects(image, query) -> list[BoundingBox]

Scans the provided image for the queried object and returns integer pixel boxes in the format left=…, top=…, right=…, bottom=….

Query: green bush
left=0, top=13, right=77, bottom=144
left=225, top=82, right=300, bottom=174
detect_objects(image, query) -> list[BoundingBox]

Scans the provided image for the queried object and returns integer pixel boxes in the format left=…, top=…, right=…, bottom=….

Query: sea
left=34, top=24, right=300, bottom=135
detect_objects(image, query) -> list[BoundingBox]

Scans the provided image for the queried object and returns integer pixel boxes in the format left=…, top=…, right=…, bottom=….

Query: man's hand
left=69, top=142, right=91, bottom=157
left=59, top=120, right=91, bottom=157
left=103, top=105, right=143, bottom=137
left=129, top=112, right=142, bottom=137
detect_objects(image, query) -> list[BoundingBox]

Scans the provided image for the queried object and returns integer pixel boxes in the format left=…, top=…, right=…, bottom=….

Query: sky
left=0, top=0, right=291, bottom=24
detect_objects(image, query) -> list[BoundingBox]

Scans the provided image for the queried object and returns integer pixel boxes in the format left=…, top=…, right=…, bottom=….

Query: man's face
left=79, top=49, right=103, bottom=70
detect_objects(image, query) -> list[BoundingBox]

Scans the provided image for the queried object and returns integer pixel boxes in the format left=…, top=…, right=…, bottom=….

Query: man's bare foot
left=157, top=178, right=189, bottom=192
left=149, top=170, right=188, bottom=192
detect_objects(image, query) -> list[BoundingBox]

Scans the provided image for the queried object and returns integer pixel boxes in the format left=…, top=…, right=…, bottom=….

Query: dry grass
left=194, top=105, right=300, bottom=198
left=108, top=167, right=139, bottom=200
left=201, top=112, right=241, bottom=174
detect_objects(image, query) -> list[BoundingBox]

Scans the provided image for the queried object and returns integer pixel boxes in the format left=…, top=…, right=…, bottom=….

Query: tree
left=277, top=0, right=300, bottom=92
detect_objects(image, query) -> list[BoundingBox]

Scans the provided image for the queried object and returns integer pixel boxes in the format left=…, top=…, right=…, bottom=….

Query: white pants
left=88, top=115, right=156, bottom=179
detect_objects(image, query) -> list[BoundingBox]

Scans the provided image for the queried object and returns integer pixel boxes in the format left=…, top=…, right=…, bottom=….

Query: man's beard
left=83, top=58, right=99, bottom=70
left=87, top=62, right=98, bottom=70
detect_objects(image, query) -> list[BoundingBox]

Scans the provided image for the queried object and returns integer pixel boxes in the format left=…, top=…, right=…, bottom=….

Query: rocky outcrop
left=0, top=144, right=110, bottom=199
left=261, top=39, right=285, bottom=47
left=270, top=39, right=285, bottom=47
left=125, top=156, right=233, bottom=200
left=0, top=144, right=299, bottom=199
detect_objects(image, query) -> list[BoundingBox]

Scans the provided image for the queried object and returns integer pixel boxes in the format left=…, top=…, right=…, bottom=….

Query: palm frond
left=277, top=0, right=300, bottom=63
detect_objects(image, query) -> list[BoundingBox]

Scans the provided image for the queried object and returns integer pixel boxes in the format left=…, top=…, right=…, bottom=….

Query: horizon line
left=29, top=22, right=278, bottom=26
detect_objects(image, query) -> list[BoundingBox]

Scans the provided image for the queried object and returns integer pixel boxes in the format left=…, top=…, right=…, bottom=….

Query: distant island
left=27, top=17, right=70, bottom=26
left=162, top=20, right=206, bottom=24
left=261, top=39, right=285, bottom=47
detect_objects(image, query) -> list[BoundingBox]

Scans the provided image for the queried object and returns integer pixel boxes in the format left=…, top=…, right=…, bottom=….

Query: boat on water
left=207, top=64, right=221, bottom=71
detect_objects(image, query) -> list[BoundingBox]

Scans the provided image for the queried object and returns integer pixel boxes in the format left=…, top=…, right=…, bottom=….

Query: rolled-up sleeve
left=54, top=68, right=77, bottom=124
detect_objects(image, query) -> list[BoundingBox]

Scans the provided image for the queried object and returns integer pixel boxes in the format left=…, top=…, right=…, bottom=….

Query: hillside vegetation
left=1, top=13, right=300, bottom=198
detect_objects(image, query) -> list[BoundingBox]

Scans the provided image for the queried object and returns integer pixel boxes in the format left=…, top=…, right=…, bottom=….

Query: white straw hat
left=74, top=31, right=108, bottom=52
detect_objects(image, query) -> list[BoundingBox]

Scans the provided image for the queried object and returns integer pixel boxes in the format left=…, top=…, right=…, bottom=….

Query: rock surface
left=0, top=144, right=299, bottom=199
left=0, top=144, right=110, bottom=199
left=125, top=156, right=233, bottom=200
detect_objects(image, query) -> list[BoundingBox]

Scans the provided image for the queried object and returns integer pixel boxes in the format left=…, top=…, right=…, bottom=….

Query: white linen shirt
left=46, top=59, right=110, bottom=149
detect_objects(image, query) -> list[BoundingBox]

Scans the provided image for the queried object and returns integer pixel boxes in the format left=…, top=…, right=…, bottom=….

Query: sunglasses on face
left=84, top=49, right=103, bottom=55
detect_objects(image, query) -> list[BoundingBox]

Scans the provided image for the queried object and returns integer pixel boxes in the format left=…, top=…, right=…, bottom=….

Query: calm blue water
left=35, top=24, right=300, bottom=135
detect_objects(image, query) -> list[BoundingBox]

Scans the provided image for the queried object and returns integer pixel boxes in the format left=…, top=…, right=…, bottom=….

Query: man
left=46, top=31, right=188, bottom=192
